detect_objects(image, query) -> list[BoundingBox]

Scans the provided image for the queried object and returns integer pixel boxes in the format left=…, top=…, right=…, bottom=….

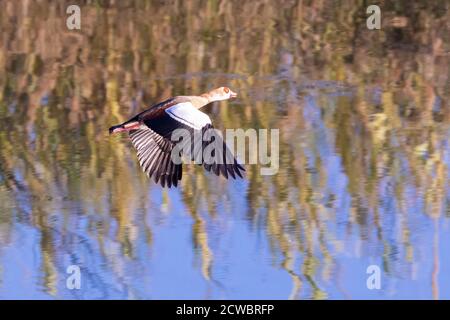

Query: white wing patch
left=165, top=102, right=212, bottom=130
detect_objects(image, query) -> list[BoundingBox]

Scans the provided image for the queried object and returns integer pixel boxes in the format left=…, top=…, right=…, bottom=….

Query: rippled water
left=0, top=1, right=449, bottom=299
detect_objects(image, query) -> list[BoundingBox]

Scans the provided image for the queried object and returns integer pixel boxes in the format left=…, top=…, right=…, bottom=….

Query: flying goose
left=109, top=87, right=245, bottom=188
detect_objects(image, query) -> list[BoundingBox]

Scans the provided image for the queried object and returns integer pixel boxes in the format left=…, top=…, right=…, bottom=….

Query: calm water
left=0, top=1, right=449, bottom=299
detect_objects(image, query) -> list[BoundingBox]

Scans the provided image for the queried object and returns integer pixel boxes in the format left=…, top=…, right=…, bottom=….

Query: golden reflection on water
left=0, top=0, right=449, bottom=299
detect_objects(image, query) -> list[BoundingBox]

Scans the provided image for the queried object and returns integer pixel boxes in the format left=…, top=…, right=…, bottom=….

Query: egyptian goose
left=109, top=87, right=245, bottom=188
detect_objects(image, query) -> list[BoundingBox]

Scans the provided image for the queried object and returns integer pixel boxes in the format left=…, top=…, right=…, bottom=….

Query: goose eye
left=224, top=87, right=230, bottom=93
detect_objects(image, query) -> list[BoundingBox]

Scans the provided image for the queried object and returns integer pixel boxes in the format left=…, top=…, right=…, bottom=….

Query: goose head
left=205, top=87, right=237, bottom=102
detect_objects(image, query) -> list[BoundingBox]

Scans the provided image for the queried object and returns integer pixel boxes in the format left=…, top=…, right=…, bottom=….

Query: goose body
left=109, top=87, right=244, bottom=188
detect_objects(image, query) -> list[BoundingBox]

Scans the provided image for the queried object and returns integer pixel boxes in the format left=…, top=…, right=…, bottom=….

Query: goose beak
left=230, top=90, right=237, bottom=99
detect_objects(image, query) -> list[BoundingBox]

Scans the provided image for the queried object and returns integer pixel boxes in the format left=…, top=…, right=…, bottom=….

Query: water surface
left=0, top=1, right=449, bottom=299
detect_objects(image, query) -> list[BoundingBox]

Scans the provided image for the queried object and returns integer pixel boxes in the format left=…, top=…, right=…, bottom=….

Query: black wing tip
left=151, top=166, right=183, bottom=189
left=153, top=176, right=181, bottom=188
left=210, top=163, right=245, bottom=180
left=235, top=164, right=245, bottom=179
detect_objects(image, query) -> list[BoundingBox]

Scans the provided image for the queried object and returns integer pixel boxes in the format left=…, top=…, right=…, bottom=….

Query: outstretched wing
left=145, top=102, right=245, bottom=179
left=129, top=127, right=181, bottom=188
left=191, top=124, right=245, bottom=179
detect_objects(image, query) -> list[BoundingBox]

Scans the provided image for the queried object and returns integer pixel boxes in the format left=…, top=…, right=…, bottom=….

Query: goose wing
left=145, top=102, right=244, bottom=179
left=129, top=127, right=181, bottom=188
left=195, top=123, right=245, bottom=179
